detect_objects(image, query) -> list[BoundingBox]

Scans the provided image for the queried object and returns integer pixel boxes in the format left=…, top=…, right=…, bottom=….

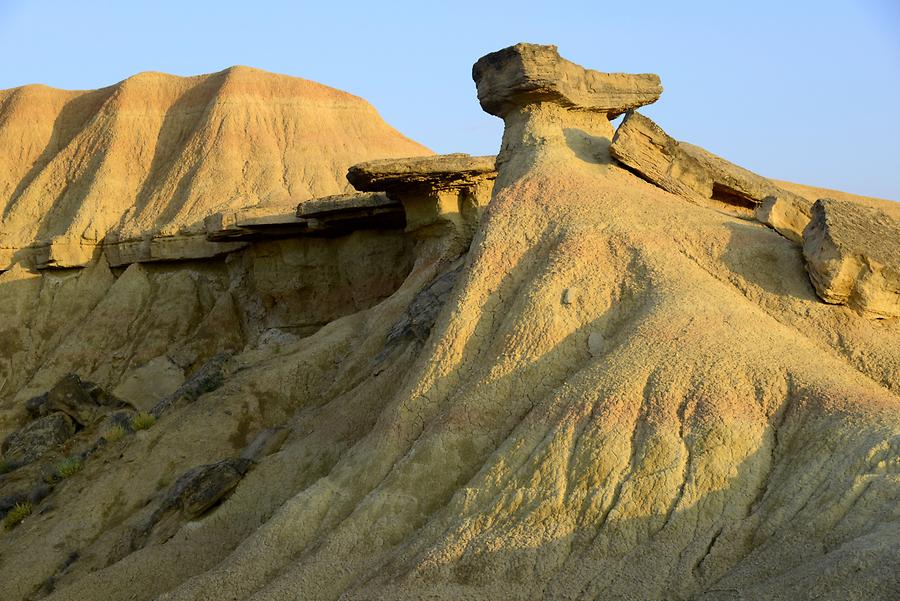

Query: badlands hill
left=0, top=66, right=430, bottom=268
left=0, top=44, right=898, bottom=601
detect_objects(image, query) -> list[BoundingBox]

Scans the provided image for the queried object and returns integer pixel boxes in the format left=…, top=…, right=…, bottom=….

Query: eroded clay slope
left=0, top=66, right=430, bottom=268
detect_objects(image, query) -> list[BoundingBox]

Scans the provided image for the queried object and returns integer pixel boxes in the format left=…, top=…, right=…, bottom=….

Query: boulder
left=42, top=374, right=129, bottom=427
left=755, top=194, right=814, bottom=243
left=610, top=110, right=811, bottom=215
left=471, top=43, right=661, bottom=119
left=609, top=111, right=712, bottom=198
left=802, top=198, right=900, bottom=318
left=131, top=457, right=252, bottom=549
left=2, top=413, right=75, bottom=465
left=160, top=458, right=253, bottom=518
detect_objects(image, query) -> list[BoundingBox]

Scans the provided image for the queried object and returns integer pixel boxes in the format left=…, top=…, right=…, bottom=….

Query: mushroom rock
left=472, top=43, right=661, bottom=173
left=347, top=154, right=496, bottom=257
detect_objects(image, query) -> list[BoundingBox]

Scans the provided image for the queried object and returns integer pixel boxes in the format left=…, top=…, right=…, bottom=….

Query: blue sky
left=1, top=0, right=898, bottom=199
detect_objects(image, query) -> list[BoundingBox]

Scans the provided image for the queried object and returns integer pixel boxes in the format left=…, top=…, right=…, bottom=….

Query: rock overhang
left=346, top=154, right=496, bottom=196
left=345, top=154, right=496, bottom=246
left=472, top=43, right=662, bottom=119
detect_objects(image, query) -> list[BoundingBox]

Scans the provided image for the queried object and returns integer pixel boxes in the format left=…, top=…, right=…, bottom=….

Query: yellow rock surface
left=0, top=49, right=897, bottom=601
left=0, top=66, right=430, bottom=268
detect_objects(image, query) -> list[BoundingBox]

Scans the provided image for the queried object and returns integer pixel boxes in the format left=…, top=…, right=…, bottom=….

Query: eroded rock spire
left=472, top=43, right=662, bottom=169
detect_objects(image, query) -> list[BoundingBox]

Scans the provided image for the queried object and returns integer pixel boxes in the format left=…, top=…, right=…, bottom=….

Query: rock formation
left=348, top=153, right=496, bottom=255
left=297, top=192, right=405, bottom=235
left=0, top=44, right=897, bottom=601
left=610, top=110, right=812, bottom=219
left=473, top=43, right=661, bottom=174
left=803, top=198, right=900, bottom=318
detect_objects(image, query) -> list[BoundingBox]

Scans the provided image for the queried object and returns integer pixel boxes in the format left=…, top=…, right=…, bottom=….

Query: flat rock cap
left=472, top=43, right=662, bottom=118
left=347, top=153, right=496, bottom=193
left=296, top=192, right=396, bottom=218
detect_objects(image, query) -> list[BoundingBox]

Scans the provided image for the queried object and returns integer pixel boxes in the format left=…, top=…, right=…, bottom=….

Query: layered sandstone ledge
left=0, top=155, right=497, bottom=272
left=610, top=110, right=813, bottom=227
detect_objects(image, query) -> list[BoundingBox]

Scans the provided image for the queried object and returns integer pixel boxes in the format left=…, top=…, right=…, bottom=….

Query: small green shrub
left=130, top=412, right=156, bottom=431
left=3, top=502, right=32, bottom=530
left=56, top=456, right=83, bottom=479
left=104, top=424, right=126, bottom=443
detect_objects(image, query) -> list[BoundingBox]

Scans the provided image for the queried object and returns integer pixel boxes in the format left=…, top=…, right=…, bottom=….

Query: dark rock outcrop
left=131, top=457, right=253, bottom=549
left=1, top=413, right=75, bottom=465
left=27, top=374, right=130, bottom=426
left=151, top=353, right=230, bottom=417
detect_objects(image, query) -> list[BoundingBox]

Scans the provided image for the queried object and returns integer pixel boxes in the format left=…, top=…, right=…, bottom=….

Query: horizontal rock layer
left=346, top=154, right=496, bottom=194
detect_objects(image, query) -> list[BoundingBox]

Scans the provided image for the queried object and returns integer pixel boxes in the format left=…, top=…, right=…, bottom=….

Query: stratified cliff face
left=0, top=66, right=430, bottom=267
left=0, top=46, right=898, bottom=601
